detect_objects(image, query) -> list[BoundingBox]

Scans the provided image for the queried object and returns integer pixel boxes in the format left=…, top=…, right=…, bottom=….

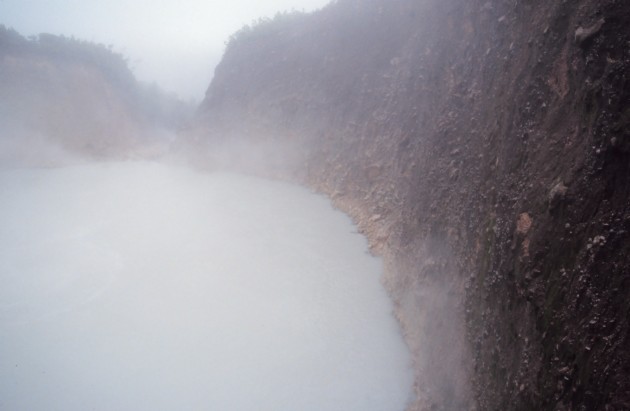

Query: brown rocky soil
left=183, top=0, right=630, bottom=409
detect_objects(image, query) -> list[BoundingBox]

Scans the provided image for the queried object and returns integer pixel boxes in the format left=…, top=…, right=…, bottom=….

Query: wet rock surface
left=184, top=0, right=630, bottom=409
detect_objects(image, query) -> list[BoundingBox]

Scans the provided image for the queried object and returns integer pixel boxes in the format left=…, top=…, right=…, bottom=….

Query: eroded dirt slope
left=0, top=28, right=191, bottom=165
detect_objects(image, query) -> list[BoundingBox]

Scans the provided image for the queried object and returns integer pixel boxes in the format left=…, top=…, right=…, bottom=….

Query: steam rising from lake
left=0, top=162, right=412, bottom=410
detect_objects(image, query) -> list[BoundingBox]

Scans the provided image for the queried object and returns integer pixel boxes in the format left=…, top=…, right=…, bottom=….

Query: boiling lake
left=0, top=161, right=412, bottom=410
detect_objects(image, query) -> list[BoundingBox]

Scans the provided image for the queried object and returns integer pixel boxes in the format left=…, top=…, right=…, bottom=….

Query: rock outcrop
left=185, top=0, right=630, bottom=409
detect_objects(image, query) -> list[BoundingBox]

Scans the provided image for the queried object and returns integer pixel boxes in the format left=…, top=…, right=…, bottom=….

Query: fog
left=0, top=0, right=331, bottom=101
left=0, top=161, right=413, bottom=410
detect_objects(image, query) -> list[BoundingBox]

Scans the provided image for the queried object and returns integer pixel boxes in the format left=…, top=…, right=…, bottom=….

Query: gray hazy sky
left=0, top=0, right=331, bottom=101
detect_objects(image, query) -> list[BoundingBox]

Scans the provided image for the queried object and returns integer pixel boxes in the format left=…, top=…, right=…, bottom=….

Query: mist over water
left=0, top=161, right=413, bottom=410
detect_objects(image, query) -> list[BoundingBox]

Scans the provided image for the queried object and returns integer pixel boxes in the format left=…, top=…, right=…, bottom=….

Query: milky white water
left=0, top=161, right=413, bottom=410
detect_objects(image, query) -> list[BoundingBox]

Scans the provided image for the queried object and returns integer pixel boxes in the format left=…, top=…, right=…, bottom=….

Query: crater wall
left=186, top=1, right=630, bottom=409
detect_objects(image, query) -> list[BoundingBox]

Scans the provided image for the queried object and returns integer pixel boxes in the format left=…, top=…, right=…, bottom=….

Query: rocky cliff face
left=0, top=27, right=190, bottom=166
left=186, top=0, right=630, bottom=409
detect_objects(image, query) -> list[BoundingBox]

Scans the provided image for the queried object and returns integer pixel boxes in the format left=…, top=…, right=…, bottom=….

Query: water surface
left=0, top=161, right=412, bottom=410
